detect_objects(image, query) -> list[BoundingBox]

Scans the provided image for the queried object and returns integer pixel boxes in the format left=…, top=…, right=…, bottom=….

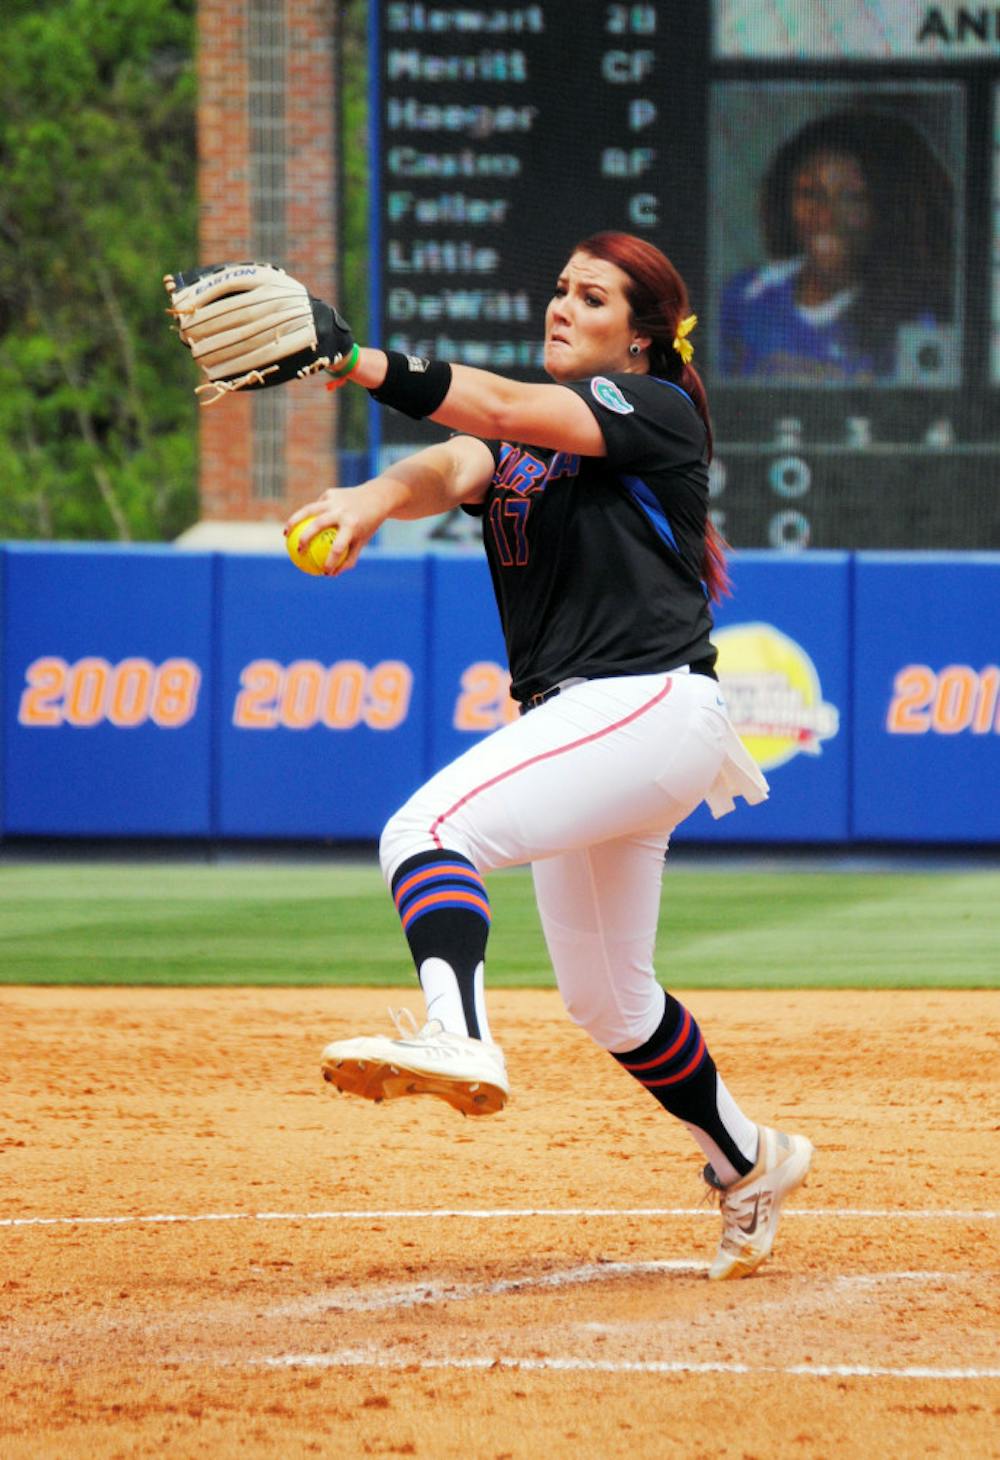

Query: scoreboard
left=369, top=1, right=1000, bottom=552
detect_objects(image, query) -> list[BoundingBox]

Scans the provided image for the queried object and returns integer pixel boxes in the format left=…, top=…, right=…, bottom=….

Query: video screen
left=709, top=83, right=965, bottom=388
left=711, top=0, right=975, bottom=61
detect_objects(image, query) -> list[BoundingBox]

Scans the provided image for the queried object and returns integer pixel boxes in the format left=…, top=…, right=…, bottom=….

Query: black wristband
left=368, top=351, right=453, bottom=420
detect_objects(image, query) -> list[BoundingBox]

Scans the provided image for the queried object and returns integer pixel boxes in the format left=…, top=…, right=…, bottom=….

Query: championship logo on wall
left=715, top=622, right=839, bottom=772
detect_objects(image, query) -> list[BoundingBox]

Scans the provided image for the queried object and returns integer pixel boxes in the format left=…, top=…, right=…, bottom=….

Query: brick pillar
left=284, top=0, right=339, bottom=506
left=192, top=0, right=340, bottom=533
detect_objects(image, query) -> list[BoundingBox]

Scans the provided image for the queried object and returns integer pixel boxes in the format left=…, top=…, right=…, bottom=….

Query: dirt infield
left=1, top=986, right=998, bottom=1459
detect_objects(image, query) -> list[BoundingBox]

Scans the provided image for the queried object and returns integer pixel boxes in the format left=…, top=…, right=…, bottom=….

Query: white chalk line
left=268, top=1259, right=705, bottom=1317
left=258, top=1350, right=1000, bottom=1382
left=1, top=1205, right=997, bottom=1230
left=832, top=1270, right=971, bottom=1290
left=252, top=1262, right=1000, bottom=1384
left=270, top=1266, right=974, bottom=1319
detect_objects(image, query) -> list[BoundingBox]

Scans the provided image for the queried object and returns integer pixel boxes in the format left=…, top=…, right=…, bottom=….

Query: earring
left=628, top=343, right=641, bottom=356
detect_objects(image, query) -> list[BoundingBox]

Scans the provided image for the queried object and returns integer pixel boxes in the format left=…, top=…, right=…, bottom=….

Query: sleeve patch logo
left=591, top=377, right=634, bottom=414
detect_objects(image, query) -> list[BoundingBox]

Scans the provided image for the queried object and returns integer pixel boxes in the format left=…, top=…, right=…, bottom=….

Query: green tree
left=0, top=0, right=198, bottom=541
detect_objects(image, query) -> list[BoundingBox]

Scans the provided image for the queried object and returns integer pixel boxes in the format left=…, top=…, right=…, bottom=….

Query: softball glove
left=164, top=262, right=353, bottom=405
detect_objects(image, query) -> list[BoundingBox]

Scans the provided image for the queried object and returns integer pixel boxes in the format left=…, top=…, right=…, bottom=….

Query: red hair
left=575, top=231, right=730, bottom=602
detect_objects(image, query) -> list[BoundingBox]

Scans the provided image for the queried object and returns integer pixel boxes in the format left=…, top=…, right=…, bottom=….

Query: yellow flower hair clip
left=672, top=313, right=697, bottom=365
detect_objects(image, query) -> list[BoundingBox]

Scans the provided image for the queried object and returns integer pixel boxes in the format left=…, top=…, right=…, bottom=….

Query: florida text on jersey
left=462, top=372, right=718, bottom=704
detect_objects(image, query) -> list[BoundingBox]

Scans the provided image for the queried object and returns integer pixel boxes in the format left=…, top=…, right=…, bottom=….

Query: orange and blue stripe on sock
left=612, top=993, right=754, bottom=1179
left=392, top=853, right=491, bottom=933
left=617, top=1003, right=706, bottom=1089
left=390, top=850, right=492, bottom=1040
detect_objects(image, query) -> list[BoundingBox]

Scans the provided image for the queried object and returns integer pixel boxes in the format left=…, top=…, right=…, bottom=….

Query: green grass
left=0, top=860, right=997, bottom=988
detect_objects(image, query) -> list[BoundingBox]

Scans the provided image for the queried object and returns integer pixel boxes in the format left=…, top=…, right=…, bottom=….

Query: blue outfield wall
left=851, top=555, right=1000, bottom=843
left=1, top=546, right=215, bottom=837
left=214, top=554, right=431, bottom=840
left=1, top=544, right=998, bottom=844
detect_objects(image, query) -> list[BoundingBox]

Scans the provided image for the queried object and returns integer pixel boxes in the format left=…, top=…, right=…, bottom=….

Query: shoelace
left=387, top=1006, right=504, bottom=1069
left=388, top=1006, right=422, bottom=1041
left=701, top=1166, right=757, bottom=1241
left=700, top=1173, right=748, bottom=1256
left=388, top=1006, right=452, bottom=1043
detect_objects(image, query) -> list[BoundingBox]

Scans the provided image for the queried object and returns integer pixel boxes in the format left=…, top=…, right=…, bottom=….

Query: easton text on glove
left=163, top=262, right=354, bottom=405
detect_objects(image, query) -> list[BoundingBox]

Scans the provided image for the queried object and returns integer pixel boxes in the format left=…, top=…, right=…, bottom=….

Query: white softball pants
left=380, top=671, right=735, bottom=1053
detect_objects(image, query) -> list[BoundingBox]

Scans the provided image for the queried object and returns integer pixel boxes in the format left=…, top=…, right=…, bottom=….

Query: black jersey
left=462, top=372, right=718, bottom=704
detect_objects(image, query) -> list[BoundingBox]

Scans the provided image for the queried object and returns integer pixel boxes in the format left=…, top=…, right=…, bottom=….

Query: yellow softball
left=286, top=515, right=344, bottom=576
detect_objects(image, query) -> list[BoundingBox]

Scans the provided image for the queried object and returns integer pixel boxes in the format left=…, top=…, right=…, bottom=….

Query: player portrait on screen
left=718, top=108, right=955, bottom=384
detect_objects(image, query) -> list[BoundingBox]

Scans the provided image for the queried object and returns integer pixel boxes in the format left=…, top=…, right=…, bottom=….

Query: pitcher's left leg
left=533, top=835, right=813, bottom=1277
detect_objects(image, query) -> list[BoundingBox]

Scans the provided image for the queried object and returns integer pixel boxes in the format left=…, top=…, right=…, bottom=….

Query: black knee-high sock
left=391, top=850, right=491, bottom=1038
left=612, top=993, right=754, bottom=1179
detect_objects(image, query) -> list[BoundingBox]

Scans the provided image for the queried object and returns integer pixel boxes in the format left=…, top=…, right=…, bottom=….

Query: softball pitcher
left=287, top=232, right=814, bottom=1280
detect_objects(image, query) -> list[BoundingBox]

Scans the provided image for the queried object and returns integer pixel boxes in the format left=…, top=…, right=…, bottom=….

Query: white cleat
left=321, top=1008, right=509, bottom=1116
left=706, top=1125, right=814, bottom=1280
